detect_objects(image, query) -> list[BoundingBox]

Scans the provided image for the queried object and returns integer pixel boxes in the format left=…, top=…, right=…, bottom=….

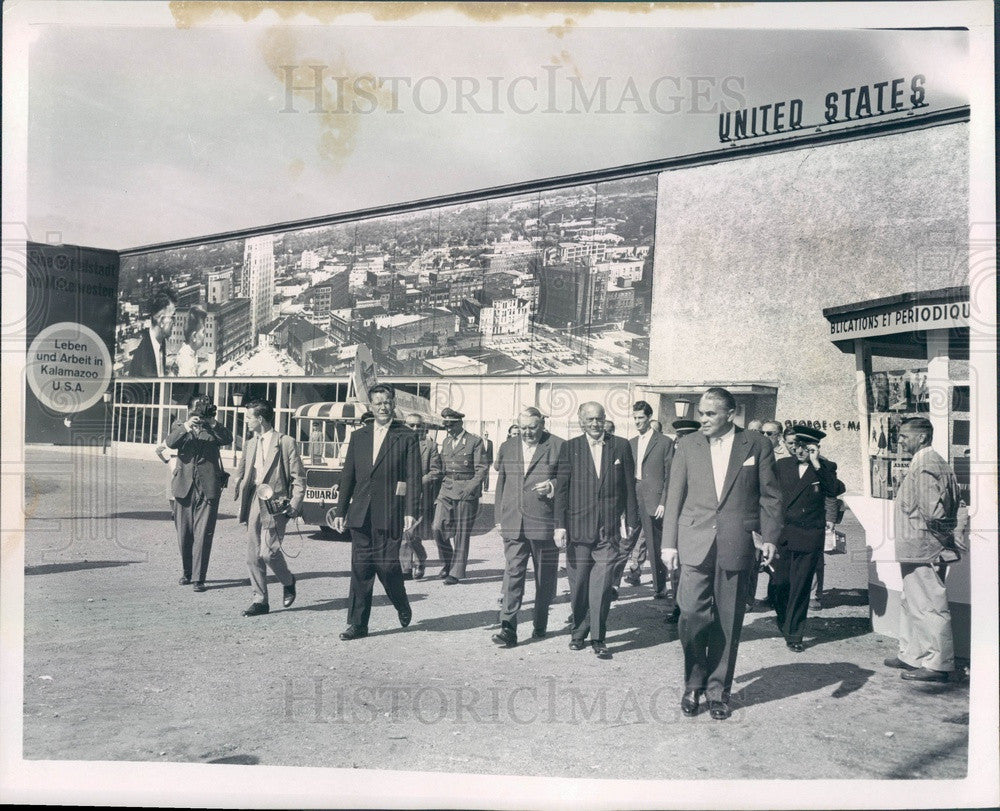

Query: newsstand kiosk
left=823, top=285, right=971, bottom=657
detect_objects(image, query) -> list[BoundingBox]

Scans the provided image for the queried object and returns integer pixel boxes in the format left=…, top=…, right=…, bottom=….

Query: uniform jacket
left=630, top=430, right=675, bottom=517
left=129, top=328, right=165, bottom=377
left=554, top=433, right=639, bottom=544
left=776, top=456, right=843, bottom=552
left=336, top=422, right=421, bottom=538
left=436, top=431, right=488, bottom=502
left=494, top=431, right=564, bottom=541
left=165, top=418, right=234, bottom=501
left=663, top=426, right=783, bottom=570
left=894, top=446, right=961, bottom=563
left=234, top=430, right=306, bottom=526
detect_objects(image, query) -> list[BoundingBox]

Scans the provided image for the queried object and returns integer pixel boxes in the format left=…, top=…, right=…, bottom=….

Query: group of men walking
left=163, top=383, right=963, bottom=719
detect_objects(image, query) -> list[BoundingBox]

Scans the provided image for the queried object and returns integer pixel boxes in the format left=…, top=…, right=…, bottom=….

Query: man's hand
left=283, top=505, right=300, bottom=519
left=184, top=417, right=201, bottom=433
left=332, top=516, right=346, bottom=534
left=654, top=505, right=665, bottom=520
left=806, top=444, right=821, bottom=468
left=494, top=523, right=502, bottom=534
left=761, top=542, right=777, bottom=568
left=403, top=515, right=415, bottom=533
left=661, top=547, right=679, bottom=571
left=553, top=529, right=567, bottom=550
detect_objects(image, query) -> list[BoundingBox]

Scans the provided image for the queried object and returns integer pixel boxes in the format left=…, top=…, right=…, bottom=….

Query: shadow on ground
left=732, top=661, right=876, bottom=707
left=25, top=560, right=142, bottom=576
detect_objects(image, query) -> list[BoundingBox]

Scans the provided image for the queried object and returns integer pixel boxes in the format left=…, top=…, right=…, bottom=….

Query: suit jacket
left=129, top=328, right=165, bottom=377
left=494, top=431, right=564, bottom=541
left=894, top=447, right=960, bottom=563
left=554, top=434, right=639, bottom=544
left=419, top=435, right=443, bottom=523
left=436, top=431, right=488, bottom=502
left=663, top=426, right=783, bottom=570
left=234, top=431, right=307, bottom=526
left=165, top=418, right=234, bottom=501
left=630, top=430, right=675, bottom=517
left=336, top=422, right=421, bottom=538
left=483, top=438, right=495, bottom=465
left=776, top=456, right=843, bottom=551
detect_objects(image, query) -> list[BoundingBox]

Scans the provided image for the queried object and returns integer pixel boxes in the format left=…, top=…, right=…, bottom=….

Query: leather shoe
left=653, top=589, right=669, bottom=600
left=623, top=572, right=641, bottom=586
left=664, top=606, right=680, bottom=624
left=884, top=656, right=917, bottom=671
left=681, top=690, right=702, bottom=716
left=443, top=575, right=459, bottom=585
left=339, top=626, right=368, bottom=641
left=592, top=641, right=612, bottom=659
left=242, top=602, right=269, bottom=617
left=708, top=700, right=731, bottom=720
left=192, top=582, right=207, bottom=593
left=178, top=576, right=191, bottom=586
left=398, top=609, right=413, bottom=628
left=786, top=640, right=805, bottom=653
left=568, top=639, right=587, bottom=651
left=901, top=667, right=949, bottom=683
left=413, top=565, right=425, bottom=580
left=492, top=625, right=517, bottom=648
left=437, top=568, right=451, bottom=579
left=283, top=577, right=296, bottom=608
left=531, top=628, right=547, bottom=639
left=401, top=571, right=414, bottom=581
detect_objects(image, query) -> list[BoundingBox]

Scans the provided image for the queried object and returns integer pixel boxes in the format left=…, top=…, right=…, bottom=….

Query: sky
left=23, top=10, right=969, bottom=249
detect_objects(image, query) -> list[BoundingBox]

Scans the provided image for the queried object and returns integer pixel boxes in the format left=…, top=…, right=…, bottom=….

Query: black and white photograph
left=2, top=1, right=997, bottom=808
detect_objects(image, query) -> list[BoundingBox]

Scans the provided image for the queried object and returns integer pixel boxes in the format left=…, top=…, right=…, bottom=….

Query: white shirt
left=254, top=429, right=276, bottom=483
left=635, top=429, right=653, bottom=480
left=372, top=422, right=390, bottom=464
left=150, top=329, right=164, bottom=376
left=588, top=435, right=605, bottom=476
left=175, top=343, right=201, bottom=377
left=521, top=439, right=538, bottom=477
left=798, top=462, right=809, bottom=478
left=908, top=445, right=934, bottom=472
left=709, top=425, right=736, bottom=501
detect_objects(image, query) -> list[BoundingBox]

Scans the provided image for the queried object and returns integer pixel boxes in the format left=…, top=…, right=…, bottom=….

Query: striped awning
left=292, top=401, right=369, bottom=421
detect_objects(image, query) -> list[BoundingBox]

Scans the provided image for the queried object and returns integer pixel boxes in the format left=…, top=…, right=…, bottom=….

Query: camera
left=189, top=396, right=217, bottom=420
left=256, top=483, right=290, bottom=516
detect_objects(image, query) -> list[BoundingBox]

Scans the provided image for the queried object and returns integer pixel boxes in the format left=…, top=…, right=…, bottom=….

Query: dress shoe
left=664, top=606, right=681, bottom=624
left=339, top=626, right=368, bottom=641
left=401, top=570, right=414, bottom=581
left=282, top=577, right=296, bottom=608
left=492, top=625, right=517, bottom=648
left=883, top=656, right=917, bottom=671
left=610, top=587, right=619, bottom=602
left=810, top=596, right=824, bottom=611
left=242, top=602, right=269, bottom=617
left=591, top=641, right=612, bottom=659
left=398, top=609, right=413, bottom=628
left=568, top=639, right=587, bottom=651
left=623, top=571, right=641, bottom=586
left=708, top=700, right=731, bottom=720
left=443, top=575, right=459, bottom=585
left=681, top=690, right=702, bottom=716
left=178, top=576, right=191, bottom=586
left=654, top=589, right=669, bottom=600
left=786, top=640, right=805, bottom=653
left=192, top=582, right=207, bottom=593
left=437, top=568, right=451, bottom=579
left=531, top=627, right=547, bottom=639
left=413, top=565, right=425, bottom=580
left=901, top=667, right=949, bottom=683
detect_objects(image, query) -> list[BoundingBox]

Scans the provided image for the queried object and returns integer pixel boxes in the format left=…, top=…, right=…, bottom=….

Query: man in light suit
left=555, top=402, right=639, bottom=660
left=129, top=286, right=177, bottom=377
left=662, top=387, right=782, bottom=720
left=885, top=417, right=961, bottom=683
left=233, top=399, right=306, bottom=616
left=492, top=407, right=564, bottom=648
left=165, top=393, right=233, bottom=591
left=333, top=384, right=422, bottom=639
left=617, top=401, right=675, bottom=609
left=481, top=431, right=494, bottom=494
left=433, top=408, right=488, bottom=585
left=400, top=412, right=442, bottom=581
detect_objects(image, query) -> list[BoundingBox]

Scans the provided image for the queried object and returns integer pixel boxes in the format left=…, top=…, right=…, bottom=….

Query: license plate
left=306, top=487, right=338, bottom=502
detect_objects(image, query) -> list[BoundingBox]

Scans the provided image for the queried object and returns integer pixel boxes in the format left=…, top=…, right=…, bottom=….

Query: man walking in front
left=885, top=417, right=960, bottom=683
left=333, top=384, right=422, bottom=640
left=662, top=387, right=782, bottom=719
left=400, top=412, right=442, bottom=581
left=554, top=402, right=639, bottom=660
left=492, top=407, right=563, bottom=648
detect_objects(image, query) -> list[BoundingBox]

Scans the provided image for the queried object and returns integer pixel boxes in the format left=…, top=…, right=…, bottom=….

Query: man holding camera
left=165, top=394, right=234, bottom=591
left=234, top=399, right=306, bottom=616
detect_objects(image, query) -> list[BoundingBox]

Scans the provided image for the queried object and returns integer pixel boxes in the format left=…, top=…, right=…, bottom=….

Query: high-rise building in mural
left=241, top=235, right=275, bottom=337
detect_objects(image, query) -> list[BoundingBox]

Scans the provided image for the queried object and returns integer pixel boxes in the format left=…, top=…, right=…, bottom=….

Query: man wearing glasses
left=761, top=421, right=791, bottom=460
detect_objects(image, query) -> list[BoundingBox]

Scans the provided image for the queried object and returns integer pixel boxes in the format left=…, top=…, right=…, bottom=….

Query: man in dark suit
left=400, top=412, right=442, bottom=581
left=129, top=286, right=178, bottom=377
left=492, top=407, right=564, bottom=648
left=662, top=387, right=782, bottom=720
left=554, top=401, right=639, bottom=660
left=617, top=401, right=675, bottom=609
left=481, top=431, right=494, bottom=494
left=433, top=408, right=488, bottom=584
left=333, top=384, right=422, bottom=640
left=771, top=425, right=843, bottom=651
left=165, top=393, right=233, bottom=592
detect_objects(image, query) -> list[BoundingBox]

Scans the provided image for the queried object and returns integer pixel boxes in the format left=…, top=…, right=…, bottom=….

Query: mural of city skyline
left=117, top=174, right=656, bottom=378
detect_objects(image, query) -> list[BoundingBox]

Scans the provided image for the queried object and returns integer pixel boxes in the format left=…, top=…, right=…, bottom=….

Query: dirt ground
left=20, top=446, right=970, bottom=780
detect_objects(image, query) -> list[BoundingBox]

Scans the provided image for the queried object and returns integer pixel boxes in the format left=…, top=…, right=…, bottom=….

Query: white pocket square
left=742, top=457, right=756, bottom=467
left=614, top=458, right=621, bottom=465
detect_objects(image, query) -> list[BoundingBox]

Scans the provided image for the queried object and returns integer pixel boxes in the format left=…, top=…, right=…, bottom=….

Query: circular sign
left=26, top=322, right=112, bottom=414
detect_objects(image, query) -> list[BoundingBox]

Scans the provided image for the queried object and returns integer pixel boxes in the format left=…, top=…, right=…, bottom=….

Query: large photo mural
left=117, top=174, right=656, bottom=378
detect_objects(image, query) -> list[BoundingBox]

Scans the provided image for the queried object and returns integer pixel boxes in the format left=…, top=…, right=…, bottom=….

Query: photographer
left=233, top=399, right=306, bottom=617
left=165, top=394, right=234, bottom=591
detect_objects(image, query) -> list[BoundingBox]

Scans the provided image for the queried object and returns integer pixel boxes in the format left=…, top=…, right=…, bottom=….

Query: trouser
left=433, top=496, right=478, bottom=579
left=174, top=485, right=219, bottom=583
left=348, top=516, right=410, bottom=629
left=617, top=513, right=672, bottom=595
left=677, top=548, right=751, bottom=702
left=246, top=497, right=294, bottom=605
left=500, top=534, right=560, bottom=632
left=813, top=554, right=825, bottom=597
left=566, top=534, right=619, bottom=643
left=771, top=547, right=822, bottom=642
left=898, top=561, right=955, bottom=672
